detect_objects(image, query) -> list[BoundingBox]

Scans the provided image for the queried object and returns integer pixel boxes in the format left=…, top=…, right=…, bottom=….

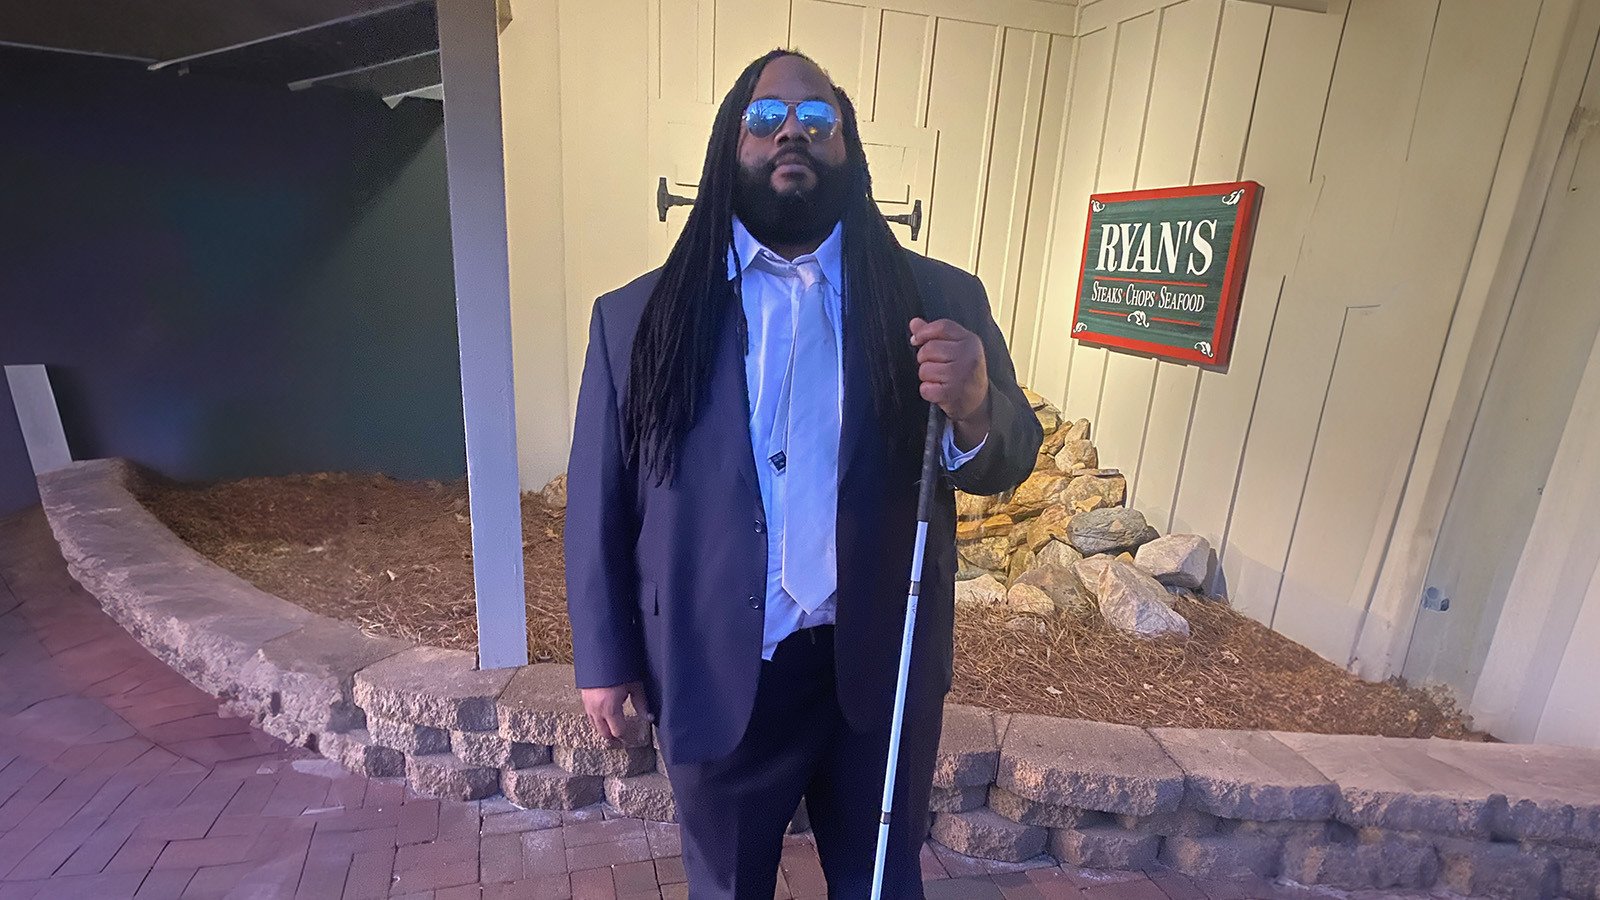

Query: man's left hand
left=909, top=317, right=990, bottom=449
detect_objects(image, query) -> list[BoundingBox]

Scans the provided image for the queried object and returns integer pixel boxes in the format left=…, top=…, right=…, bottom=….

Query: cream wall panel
left=715, top=0, right=792, bottom=94
left=558, top=0, right=654, bottom=424
left=1029, top=27, right=1114, bottom=404
left=1223, top=0, right=1438, bottom=635
left=1007, top=33, right=1075, bottom=377
left=1537, top=559, right=1600, bottom=748
left=923, top=18, right=1004, bottom=273
left=1403, top=20, right=1600, bottom=694
left=976, top=28, right=1052, bottom=331
left=654, top=0, right=713, bottom=102
left=1070, top=12, right=1158, bottom=474
left=1120, top=0, right=1222, bottom=526
left=790, top=1, right=871, bottom=103
left=500, top=0, right=571, bottom=489
left=1272, top=0, right=1540, bottom=663
left=1474, top=324, right=1600, bottom=744
left=1355, top=0, right=1600, bottom=682
left=873, top=11, right=934, bottom=126
left=1166, top=2, right=1341, bottom=613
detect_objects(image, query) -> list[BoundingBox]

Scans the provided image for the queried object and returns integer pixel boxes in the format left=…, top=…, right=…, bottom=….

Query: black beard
left=733, top=153, right=853, bottom=248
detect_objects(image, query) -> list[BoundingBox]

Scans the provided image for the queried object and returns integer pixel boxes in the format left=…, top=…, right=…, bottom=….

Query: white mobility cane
left=870, top=402, right=945, bottom=899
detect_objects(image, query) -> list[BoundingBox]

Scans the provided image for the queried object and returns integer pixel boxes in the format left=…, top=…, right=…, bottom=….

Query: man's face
left=737, top=56, right=848, bottom=196
left=733, top=56, right=852, bottom=247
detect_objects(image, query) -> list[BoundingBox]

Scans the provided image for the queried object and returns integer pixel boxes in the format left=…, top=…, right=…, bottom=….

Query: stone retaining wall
left=39, top=460, right=1600, bottom=899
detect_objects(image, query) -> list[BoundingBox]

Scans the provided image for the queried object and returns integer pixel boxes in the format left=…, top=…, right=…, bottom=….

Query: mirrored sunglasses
left=743, top=99, right=840, bottom=141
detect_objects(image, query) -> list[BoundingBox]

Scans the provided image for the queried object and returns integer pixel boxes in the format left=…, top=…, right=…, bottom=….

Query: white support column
left=4, top=365, right=72, bottom=475
left=437, top=0, right=529, bottom=670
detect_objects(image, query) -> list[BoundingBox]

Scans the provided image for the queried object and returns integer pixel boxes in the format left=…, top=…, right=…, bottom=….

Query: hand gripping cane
left=870, top=401, right=945, bottom=899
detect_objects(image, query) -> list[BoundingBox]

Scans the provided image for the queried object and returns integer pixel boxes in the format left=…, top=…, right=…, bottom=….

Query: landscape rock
left=931, top=809, right=1047, bottom=864
left=1006, top=546, right=1037, bottom=586
left=539, top=474, right=567, bottom=509
left=956, top=557, right=987, bottom=581
left=978, top=513, right=1016, bottom=538
left=1055, top=440, right=1099, bottom=473
left=1072, top=555, right=1114, bottom=589
left=1096, top=561, right=1191, bottom=639
left=1012, top=563, right=1092, bottom=615
left=954, top=574, right=1007, bottom=607
left=1022, top=388, right=1049, bottom=410
left=1005, top=583, right=1056, bottom=617
left=1135, top=534, right=1211, bottom=590
left=1024, top=507, right=1073, bottom=552
left=959, top=537, right=1011, bottom=572
left=1035, top=406, right=1061, bottom=433
left=1035, top=539, right=1082, bottom=571
left=1004, top=472, right=1069, bottom=517
left=1062, top=418, right=1091, bottom=442
left=957, top=491, right=998, bottom=520
left=1068, top=509, right=1149, bottom=556
left=1063, top=475, right=1126, bottom=514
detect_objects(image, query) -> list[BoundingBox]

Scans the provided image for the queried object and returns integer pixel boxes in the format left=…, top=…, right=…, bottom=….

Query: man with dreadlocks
left=565, top=50, right=1041, bottom=898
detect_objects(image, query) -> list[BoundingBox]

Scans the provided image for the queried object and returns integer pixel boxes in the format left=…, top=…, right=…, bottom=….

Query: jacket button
left=754, top=521, right=766, bottom=534
left=748, top=595, right=761, bottom=609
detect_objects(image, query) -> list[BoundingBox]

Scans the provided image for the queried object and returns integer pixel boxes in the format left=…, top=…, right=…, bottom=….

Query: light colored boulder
left=1063, top=474, right=1126, bottom=514
left=1006, top=583, right=1056, bottom=617
left=1135, top=534, right=1211, bottom=589
left=1054, top=439, right=1098, bottom=473
left=1024, top=506, right=1072, bottom=552
left=539, top=474, right=567, bottom=509
left=955, top=574, right=1007, bottom=607
left=1013, top=563, right=1092, bottom=614
left=1003, top=471, right=1069, bottom=517
left=1036, top=539, right=1082, bottom=571
left=1096, top=560, right=1190, bottom=638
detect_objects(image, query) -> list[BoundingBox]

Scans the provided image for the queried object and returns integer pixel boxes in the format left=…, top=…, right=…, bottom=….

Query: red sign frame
left=1069, top=181, right=1262, bottom=367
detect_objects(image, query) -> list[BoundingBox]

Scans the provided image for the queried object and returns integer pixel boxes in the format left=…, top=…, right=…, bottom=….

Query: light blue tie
left=780, top=258, right=839, bottom=613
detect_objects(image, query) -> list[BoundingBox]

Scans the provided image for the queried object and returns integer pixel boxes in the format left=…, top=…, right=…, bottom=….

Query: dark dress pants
left=663, top=625, right=944, bottom=899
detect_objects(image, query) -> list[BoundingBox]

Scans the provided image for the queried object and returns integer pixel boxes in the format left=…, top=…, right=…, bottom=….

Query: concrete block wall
left=39, top=460, right=1600, bottom=899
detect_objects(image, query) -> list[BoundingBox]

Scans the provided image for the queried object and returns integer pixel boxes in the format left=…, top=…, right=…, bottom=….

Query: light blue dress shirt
left=728, top=218, right=987, bottom=659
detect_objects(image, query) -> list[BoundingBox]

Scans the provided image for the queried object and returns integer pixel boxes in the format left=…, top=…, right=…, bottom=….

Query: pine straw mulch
left=135, top=472, right=1486, bottom=740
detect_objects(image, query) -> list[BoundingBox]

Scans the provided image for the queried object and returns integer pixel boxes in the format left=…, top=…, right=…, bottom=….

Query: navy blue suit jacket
left=564, top=251, right=1042, bottom=765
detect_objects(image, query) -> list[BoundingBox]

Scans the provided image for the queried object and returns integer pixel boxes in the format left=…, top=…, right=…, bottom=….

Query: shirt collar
left=728, top=217, right=844, bottom=289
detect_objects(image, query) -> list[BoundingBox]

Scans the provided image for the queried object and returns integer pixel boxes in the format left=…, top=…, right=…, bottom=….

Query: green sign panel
left=1070, top=181, right=1261, bottom=366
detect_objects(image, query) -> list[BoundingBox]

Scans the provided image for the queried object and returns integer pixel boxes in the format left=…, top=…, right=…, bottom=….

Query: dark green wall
left=0, top=50, right=466, bottom=516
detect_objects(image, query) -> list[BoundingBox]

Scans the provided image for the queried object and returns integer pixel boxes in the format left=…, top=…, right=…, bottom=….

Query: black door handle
left=657, top=177, right=694, bottom=222
left=885, top=199, right=922, bottom=241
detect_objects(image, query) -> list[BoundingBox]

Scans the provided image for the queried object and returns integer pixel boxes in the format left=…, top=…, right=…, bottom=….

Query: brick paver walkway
left=0, top=508, right=1371, bottom=899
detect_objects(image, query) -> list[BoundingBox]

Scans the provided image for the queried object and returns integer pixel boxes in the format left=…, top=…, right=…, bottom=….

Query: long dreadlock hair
left=623, top=48, right=926, bottom=483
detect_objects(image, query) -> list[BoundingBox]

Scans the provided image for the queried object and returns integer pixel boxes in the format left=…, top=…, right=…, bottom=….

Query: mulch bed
left=136, top=472, right=1485, bottom=740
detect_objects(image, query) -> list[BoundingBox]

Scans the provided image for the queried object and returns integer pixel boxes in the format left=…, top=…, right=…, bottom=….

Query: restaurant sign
left=1070, top=181, right=1261, bottom=367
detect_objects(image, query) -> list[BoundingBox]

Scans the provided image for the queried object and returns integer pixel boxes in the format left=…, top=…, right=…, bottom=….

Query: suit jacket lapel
left=838, top=303, right=875, bottom=489
left=711, top=299, right=761, bottom=499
